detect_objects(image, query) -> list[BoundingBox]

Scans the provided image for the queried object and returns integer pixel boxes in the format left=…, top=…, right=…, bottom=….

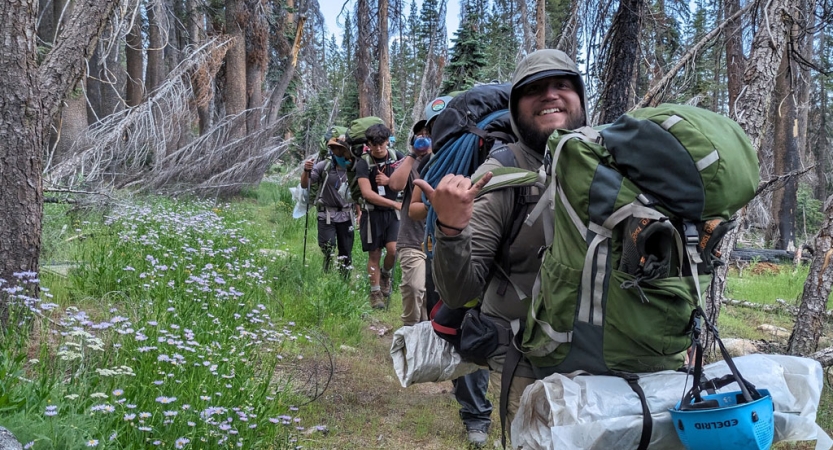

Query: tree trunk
left=517, top=0, right=534, bottom=55
left=225, top=0, right=248, bottom=138
left=788, top=195, right=833, bottom=355
left=377, top=0, right=394, bottom=129
left=266, top=15, right=305, bottom=126
left=86, top=44, right=104, bottom=122
left=770, top=47, right=799, bottom=251
left=126, top=7, right=144, bottom=107
left=147, top=0, right=166, bottom=95
left=0, top=0, right=116, bottom=327
left=356, top=0, right=374, bottom=117
left=724, top=0, right=743, bottom=116
left=705, top=0, right=794, bottom=350
left=52, top=87, right=89, bottom=165
left=535, top=0, right=546, bottom=50
left=597, top=0, right=644, bottom=123
left=245, top=0, right=268, bottom=132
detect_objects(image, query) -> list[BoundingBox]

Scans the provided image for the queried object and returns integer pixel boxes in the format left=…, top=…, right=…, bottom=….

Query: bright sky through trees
left=318, top=0, right=461, bottom=42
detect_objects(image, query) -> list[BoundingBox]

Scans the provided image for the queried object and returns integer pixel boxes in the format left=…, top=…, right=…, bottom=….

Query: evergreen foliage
left=442, top=3, right=487, bottom=92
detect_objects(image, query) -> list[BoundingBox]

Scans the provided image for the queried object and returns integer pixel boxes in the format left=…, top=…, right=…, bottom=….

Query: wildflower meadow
left=0, top=183, right=372, bottom=449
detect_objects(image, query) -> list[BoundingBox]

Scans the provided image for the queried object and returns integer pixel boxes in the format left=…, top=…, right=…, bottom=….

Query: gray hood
left=509, top=49, right=589, bottom=152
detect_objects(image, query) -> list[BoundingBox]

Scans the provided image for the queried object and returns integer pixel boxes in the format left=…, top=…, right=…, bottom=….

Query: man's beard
left=517, top=108, right=585, bottom=153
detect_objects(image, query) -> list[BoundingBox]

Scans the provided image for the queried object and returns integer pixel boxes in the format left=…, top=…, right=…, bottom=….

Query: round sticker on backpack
left=431, top=98, right=446, bottom=112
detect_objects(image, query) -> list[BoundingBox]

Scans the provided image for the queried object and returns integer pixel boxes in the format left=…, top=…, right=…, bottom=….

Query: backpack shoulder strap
left=313, top=159, right=332, bottom=205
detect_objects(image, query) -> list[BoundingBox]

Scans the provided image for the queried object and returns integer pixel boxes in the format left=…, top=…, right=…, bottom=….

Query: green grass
left=726, top=263, right=812, bottom=305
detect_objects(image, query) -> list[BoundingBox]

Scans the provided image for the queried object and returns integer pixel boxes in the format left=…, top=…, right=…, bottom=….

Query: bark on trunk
left=518, top=0, right=534, bottom=55
left=0, top=0, right=116, bottom=327
left=535, top=0, right=546, bottom=50
left=86, top=45, right=104, bottom=121
left=771, top=47, right=799, bottom=250
left=356, top=0, right=374, bottom=117
left=147, top=0, right=165, bottom=95
left=52, top=88, right=89, bottom=165
left=597, top=0, right=644, bottom=123
left=788, top=195, right=833, bottom=355
left=377, top=0, right=394, bottom=129
left=126, top=8, right=144, bottom=107
left=725, top=0, right=743, bottom=116
left=225, top=0, right=248, bottom=138
left=245, top=0, right=268, bottom=132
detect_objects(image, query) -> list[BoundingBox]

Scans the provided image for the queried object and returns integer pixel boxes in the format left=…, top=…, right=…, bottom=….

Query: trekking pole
left=302, top=204, right=309, bottom=266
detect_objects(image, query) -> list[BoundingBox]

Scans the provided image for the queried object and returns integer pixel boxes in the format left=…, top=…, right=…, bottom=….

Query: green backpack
left=345, top=116, right=385, bottom=158
left=318, top=125, right=347, bottom=160
left=489, top=104, right=760, bottom=377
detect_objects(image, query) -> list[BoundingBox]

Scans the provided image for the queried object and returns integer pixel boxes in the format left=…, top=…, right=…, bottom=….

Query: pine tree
left=481, top=0, right=520, bottom=82
left=442, top=3, right=487, bottom=92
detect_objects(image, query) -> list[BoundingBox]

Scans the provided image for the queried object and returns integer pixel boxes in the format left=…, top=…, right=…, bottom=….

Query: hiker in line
left=415, top=49, right=589, bottom=427
left=406, top=96, right=494, bottom=447
left=387, top=119, right=433, bottom=325
left=301, top=135, right=359, bottom=278
left=354, top=123, right=404, bottom=309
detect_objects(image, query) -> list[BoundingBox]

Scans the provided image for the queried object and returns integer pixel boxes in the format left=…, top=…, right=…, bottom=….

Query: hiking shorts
left=359, top=209, right=400, bottom=252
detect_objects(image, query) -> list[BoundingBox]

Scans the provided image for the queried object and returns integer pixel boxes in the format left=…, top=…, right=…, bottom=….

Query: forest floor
left=292, top=305, right=502, bottom=450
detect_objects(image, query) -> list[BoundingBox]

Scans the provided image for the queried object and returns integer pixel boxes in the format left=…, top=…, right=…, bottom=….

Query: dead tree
left=0, top=0, right=118, bottom=327
left=705, top=0, right=795, bottom=350
left=788, top=195, right=833, bottom=356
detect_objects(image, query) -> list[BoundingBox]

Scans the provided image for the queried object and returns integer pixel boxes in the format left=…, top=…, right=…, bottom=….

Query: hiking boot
left=466, top=429, right=488, bottom=447
left=380, top=270, right=392, bottom=297
left=369, top=290, right=386, bottom=310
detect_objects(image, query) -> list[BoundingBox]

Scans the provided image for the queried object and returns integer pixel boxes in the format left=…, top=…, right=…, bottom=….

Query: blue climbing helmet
left=671, top=389, right=774, bottom=450
left=670, top=307, right=775, bottom=450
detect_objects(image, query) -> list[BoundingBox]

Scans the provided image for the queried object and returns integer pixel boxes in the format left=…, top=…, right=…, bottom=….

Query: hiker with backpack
left=300, top=135, right=359, bottom=278
left=392, top=96, right=495, bottom=447
left=353, top=123, right=405, bottom=309
left=414, top=49, right=589, bottom=433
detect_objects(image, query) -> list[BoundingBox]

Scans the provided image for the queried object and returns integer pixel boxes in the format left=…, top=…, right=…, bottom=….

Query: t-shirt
left=353, top=150, right=405, bottom=210
left=396, top=155, right=429, bottom=250
left=310, top=159, right=352, bottom=223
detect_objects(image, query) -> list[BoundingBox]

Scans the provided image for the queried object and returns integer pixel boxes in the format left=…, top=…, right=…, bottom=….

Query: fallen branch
left=44, top=197, right=78, bottom=204
left=721, top=297, right=833, bottom=320
left=809, top=347, right=833, bottom=368
left=44, top=187, right=114, bottom=199
left=730, top=247, right=811, bottom=263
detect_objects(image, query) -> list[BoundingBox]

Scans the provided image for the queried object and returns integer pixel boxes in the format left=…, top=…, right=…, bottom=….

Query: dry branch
left=809, top=347, right=833, bottom=368
left=43, top=37, right=287, bottom=196
left=722, top=297, right=833, bottom=319
left=635, top=1, right=755, bottom=109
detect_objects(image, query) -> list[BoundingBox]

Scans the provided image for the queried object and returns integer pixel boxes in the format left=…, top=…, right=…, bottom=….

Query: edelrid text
left=694, top=419, right=739, bottom=429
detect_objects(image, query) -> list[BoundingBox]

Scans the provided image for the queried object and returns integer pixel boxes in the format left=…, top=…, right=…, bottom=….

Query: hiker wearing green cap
left=415, top=49, right=589, bottom=431
left=301, top=136, right=359, bottom=278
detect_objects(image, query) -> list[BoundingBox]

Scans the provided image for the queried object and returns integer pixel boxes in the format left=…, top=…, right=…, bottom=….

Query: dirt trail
left=296, top=316, right=501, bottom=450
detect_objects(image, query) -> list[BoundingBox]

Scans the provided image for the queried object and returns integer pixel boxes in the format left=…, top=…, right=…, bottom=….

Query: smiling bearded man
left=416, top=49, right=590, bottom=433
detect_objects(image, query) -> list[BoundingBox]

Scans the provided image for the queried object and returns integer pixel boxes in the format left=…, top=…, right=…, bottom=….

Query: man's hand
left=413, top=172, right=493, bottom=236
left=375, top=172, right=390, bottom=186
left=304, top=158, right=315, bottom=172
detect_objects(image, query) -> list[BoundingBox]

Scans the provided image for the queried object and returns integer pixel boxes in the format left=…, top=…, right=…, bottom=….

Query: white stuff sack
left=289, top=184, right=309, bottom=219
left=390, top=321, right=483, bottom=388
left=512, top=354, right=832, bottom=450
